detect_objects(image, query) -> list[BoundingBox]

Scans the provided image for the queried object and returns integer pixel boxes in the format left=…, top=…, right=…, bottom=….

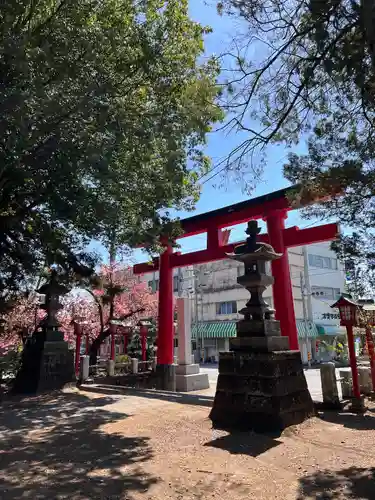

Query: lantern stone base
left=209, top=350, right=314, bottom=433
left=13, top=331, right=74, bottom=394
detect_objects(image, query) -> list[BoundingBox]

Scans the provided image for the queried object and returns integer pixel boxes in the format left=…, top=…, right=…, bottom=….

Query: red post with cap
left=140, top=324, right=148, bottom=362
left=157, top=244, right=174, bottom=365
left=74, top=322, right=82, bottom=375
left=347, top=325, right=361, bottom=399
left=109, top=323, right=116, bottom=362
left=265, top=210, right=299, bottom=350
left=365, top=327, right=375, bottom=392
left=85, top=334, right=89, bottom=355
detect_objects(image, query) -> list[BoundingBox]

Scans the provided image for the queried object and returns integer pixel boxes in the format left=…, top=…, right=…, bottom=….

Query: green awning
left=191, top=321, right=237, bottom=339
left=192, top=320, right=320, bottom=339
left=316, top=324, right=346, bottom=336
left=296, top=320, right=319, bottom=338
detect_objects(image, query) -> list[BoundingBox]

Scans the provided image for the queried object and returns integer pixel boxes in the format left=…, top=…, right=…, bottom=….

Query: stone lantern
left=209, top=221, right=314, bottom=433
left=37, top=269, right=70, bottom=341
left=13, top=269, right=74, bottom=394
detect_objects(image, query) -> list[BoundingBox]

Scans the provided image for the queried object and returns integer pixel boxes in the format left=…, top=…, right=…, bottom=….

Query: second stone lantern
left=209, top=221, right=314, bottom=433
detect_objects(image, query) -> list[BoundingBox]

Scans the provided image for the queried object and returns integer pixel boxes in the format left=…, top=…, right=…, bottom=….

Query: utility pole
left=192, top=268, right=202, bottom=361
left=302, top=246, right=313, bottom=320
left=300, top=271, right=311, bottom=368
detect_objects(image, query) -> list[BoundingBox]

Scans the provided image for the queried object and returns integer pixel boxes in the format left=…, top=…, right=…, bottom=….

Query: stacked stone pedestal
left=13, top=330, right=74, bottom=394
left=209, top=349, right=314, bottom=433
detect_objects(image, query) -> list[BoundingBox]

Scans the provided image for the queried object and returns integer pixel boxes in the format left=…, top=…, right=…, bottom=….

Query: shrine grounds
left=0, top=373, right=375, bottom=500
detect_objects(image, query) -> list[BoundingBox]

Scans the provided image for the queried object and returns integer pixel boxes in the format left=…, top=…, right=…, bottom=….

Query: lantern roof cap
left=331, top=294, right=359, bottom=309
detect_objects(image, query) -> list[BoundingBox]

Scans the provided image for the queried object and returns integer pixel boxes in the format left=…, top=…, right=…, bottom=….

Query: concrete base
left=155, top=364, right=176, bottom=391
left=349, top=395, right=367, bottom=414
left=176, top=364, right=199, bottom=375
left=175, top=364, right=210, bottom=392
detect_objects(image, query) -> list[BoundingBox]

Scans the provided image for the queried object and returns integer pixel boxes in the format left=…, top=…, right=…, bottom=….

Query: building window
left=173, top=275, right=179, bottom=293
left=216, top=301, right=237, bottom=315
left=148, top=279, right=159, bottom=292
left=309, top=254, right=338, bottom=270
left=311, top=286, right=341, bottom=300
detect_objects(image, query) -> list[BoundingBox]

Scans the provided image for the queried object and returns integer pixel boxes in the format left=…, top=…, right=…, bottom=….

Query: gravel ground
left=0, top=385, right=374, bottom=500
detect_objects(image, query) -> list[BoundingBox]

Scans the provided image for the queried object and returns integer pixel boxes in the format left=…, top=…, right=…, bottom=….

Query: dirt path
left=0, top=385, right=374, bottom=499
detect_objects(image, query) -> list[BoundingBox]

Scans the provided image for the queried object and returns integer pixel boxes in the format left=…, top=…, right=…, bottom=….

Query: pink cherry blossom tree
left=63, top=263, right=158, bottom=363
left=0, top=263, right=158, bottom=366
left=0, top=295, right=43, bottom=348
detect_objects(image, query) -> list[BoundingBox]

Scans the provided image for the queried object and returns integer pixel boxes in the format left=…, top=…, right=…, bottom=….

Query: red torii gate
left=133, top=185, right=339, bottom=366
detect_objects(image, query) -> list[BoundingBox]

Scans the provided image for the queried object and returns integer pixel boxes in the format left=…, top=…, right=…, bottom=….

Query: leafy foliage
left=1, top=263, right=158, bottom=368
left=217, top=1, right=375, bottom=223
left=0, top=346, right=22, bottom=380
left=0, top=0, right=223, bottom=304
left=331, top=232, right=375, bottom=299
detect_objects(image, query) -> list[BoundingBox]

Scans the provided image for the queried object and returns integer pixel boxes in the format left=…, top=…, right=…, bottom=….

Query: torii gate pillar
left=266, top=210, right=299, bottom=350
left=155, top=244, right=176, bottom=390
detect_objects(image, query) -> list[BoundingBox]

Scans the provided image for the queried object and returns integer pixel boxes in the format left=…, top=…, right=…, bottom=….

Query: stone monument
left=13, top=269, right=75, bottom=394
left=175, top=298, right=209, bottom=392
left=209, top=221, right=314, bottom=433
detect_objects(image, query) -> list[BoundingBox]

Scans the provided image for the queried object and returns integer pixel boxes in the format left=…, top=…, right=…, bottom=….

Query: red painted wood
left=365, top=327, right=375, bottom=392
left=140, top=325, right=148, bottom=362
left=347, top=325, right=361, bottom=399
left=75, top=332, right=81, bottom=375
left=266, top=211, right=299, bottom=350
left=181, top=196, right=290, bottom=237
left=74, top=322, right=83, bottom=375
left=109, top=323, right=116, bottom=361
left=133, top=223, right=339, bottom=274
left=157, top=245, right=174, bottom=365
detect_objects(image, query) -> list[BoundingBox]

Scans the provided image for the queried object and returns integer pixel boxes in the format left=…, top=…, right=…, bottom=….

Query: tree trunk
left=89, top=327, right=110, bottom=365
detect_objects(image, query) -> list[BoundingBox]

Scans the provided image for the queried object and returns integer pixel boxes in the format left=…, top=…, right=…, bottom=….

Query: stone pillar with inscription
left=13, top=270, right=74, bottom=394
left=209, top=221, right=314, bottom=433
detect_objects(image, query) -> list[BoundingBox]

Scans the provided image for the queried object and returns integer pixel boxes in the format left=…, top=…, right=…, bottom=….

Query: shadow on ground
left=81, top=384, right=214, bottom=407
left=205, top=431, right=281, bottom=457
left=298, top=467, right=375, bottom=499
left=318, top=408, right=375, bottom=431
left=0, top=391, right=157, bottom=499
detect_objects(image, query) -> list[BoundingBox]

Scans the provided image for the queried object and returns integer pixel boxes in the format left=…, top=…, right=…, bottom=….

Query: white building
left=142, top=241, right=346, bottom=364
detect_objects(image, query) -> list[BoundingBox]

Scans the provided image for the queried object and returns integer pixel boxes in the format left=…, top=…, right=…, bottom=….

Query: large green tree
left=0, top=0, right=222, bottom=303
left=217, top=0, right=375, bottom=227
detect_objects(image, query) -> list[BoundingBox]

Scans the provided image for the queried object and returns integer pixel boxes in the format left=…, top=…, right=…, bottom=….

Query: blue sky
left=96, top=1, right=323, bottom=264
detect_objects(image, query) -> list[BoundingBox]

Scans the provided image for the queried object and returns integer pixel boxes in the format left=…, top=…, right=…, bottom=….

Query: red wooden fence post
left=109, top=322, right=116, bottom=362
left=74, top=322, right=82, bottom=375
left=140, top=324, right=148, bottom=362
left=365, top=326, right=375, bottom=392
left=347, top=325, right=361, bottom=399
left=85, top=333, right=89, bottom=355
